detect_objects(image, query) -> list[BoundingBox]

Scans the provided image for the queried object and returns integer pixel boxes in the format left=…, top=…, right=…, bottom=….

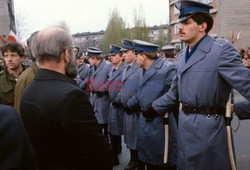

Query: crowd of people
left=0, top=0, right=250, bottom=170
left=239, top=47, right=250, bottom=68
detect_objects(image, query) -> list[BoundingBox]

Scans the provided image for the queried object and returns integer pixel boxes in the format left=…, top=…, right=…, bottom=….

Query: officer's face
left=136, top=53, right=145, bottom=68
left=178, top=18, right=205, bottom=47
left=3, top=50, right=24, bottom=71
left=76, top=58, right=83, bottom=66
left=110, top=53, right=123, bottom=66
left=88, top=57, right=96, bottom=66
left=123, top=50, right=136, bottom=64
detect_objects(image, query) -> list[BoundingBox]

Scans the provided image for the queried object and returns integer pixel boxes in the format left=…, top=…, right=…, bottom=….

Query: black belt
left=182, top=103, right=225, bottom=115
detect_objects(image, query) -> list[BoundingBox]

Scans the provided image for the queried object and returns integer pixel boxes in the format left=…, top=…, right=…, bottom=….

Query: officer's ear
left=199, top=22, right=208, bottom=33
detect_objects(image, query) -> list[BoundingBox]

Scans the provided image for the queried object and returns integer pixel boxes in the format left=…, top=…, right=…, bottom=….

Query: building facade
left=169, top=0, right=250, bottom=49
left=73, top=31, right=104, bottom=52
left=0, top=0, right=16, bottom=36
left=72, top=24, right=169, bottom=52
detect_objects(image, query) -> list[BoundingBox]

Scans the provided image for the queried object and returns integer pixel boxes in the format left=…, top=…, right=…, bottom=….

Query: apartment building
left=72, top=24, right=169, bottom=51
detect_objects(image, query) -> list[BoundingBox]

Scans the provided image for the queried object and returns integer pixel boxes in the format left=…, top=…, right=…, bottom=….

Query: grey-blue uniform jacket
left=106, top=63, right=125, bottom=135
left=152, top=35, right=250, bottom=170
left=80, top=59, right=112, bottom=124
left=119, top=62, right=140, bottom=150
left=235, top=100, right=250, bottom=119
left=75, top=63, right=90, bottom=87
left=127, top=57, right=177, bottom=166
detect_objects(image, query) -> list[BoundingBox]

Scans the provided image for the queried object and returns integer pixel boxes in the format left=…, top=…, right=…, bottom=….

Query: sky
left=14, top=0, right=169, bottom=40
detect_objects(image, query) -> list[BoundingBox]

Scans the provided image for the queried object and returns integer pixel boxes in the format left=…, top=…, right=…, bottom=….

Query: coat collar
left=109, top=62, right=125, bottom=81
left=140, top=57, right=164, bottom=87
left=122, top=61, right=139, bottom=81
left=94, top=59, right=105, bottom=76
left=35, top=68, right=77, bottom=85
left=180, top=35, right=214, bottom=73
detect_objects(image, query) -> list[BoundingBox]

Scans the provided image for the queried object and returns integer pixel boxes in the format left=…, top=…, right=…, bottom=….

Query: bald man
left=20, top=26, right=113, bottom=170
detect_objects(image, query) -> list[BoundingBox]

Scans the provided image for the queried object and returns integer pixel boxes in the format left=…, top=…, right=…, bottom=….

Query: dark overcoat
left=20, top=69, right=113, bottom=170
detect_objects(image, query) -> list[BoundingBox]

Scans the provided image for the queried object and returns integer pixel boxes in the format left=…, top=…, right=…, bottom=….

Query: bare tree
left=15, top=9, right=29, bottom=41
left=131, top=7, right=150, bottom=41
left=155, top=26, right=170, bottom=47
left=102, top=9, right=130, bottom=54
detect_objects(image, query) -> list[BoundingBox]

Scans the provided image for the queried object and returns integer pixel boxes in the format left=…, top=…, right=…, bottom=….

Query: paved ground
left=232, top=90, right=250, bottom=170
left=112, top=90, right=250, bottom=170
left=113, top=136, right=130, bottom=170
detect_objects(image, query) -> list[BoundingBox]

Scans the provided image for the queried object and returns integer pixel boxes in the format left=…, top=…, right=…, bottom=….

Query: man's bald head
left=34, top=26, right=73, bottom=62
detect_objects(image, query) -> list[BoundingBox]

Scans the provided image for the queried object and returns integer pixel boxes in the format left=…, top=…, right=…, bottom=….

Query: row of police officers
left=73, top=0, right=250, bottom=170
left=76, top=37, right=178, bottom=170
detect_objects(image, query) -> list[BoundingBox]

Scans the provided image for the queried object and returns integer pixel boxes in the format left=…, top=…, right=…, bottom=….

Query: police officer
left=75, top=52, right=90, bottom=87
left=161, top=45, right=175, bottom=61
left=80, top=47, right=112, bottom=137
left=104, top=44, right=125, bottom=165
left=0, top=42, right=26, bottom=106
left=119, top=39, right=140, bottom=170
left=127, top=40, right=177, bottom=170
left=147, top=0, right=250, bottom=169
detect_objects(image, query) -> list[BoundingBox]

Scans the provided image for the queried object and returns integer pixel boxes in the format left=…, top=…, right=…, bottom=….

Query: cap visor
left=178, top=14, right=195, bottom=23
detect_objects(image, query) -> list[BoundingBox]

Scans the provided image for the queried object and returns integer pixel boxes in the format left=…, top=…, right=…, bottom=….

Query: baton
left=225, top=93, right=237, bottom=170
left=163, top=113, right=169, bottom=164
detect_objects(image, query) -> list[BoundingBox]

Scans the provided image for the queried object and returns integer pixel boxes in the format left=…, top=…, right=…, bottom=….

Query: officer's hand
left=95, top=91, right=103, bottom=98
left=103, top=91, right=109, bottom=97
left=112, top=101, right=124, bottom=108
left=142, top=107, right=158, bottom=122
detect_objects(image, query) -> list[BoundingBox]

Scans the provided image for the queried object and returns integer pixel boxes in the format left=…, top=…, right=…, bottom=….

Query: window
left=174, top=24, right=179, bottom=35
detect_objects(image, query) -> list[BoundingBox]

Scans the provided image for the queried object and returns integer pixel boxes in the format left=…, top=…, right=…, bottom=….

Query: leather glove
left=142, top=106, right=158, bottom=122
left=103, top=91, right=109, bottom=97
left=112, top=101, right=124, bottom=108
left=124, top=104, right=141, bottom=115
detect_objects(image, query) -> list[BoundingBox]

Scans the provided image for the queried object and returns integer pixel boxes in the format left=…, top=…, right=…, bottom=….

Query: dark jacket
left=0, top=104, right=38, bottom=170
left=20, top=69, right=113, bottom=170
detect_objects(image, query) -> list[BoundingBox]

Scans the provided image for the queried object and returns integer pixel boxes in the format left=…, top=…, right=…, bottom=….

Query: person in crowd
left=126, top=40, right=177, bottom=170
left=143, top=1, right=250, bottom=169
left=0, top=42, right=26, bottom=106
left=242, top=52, right=250, bottom=68
left=75, top=52, right=90, bottom=86
left=104, top=44, right=125, bottom=165
left=247, top=47, right=250, bottom=54
left=161, top=45, right=180, bottom=123
left=238, top=48, right=245, bottom=59
left=14, top=31, right=39, bottom=113
left=20, top=26, right=113, bottom=170
left=79, top=47, right=112, bottom=138
left=119, top=39, right=140, bottom=170
left=0, top=104, right=38, bottom=170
